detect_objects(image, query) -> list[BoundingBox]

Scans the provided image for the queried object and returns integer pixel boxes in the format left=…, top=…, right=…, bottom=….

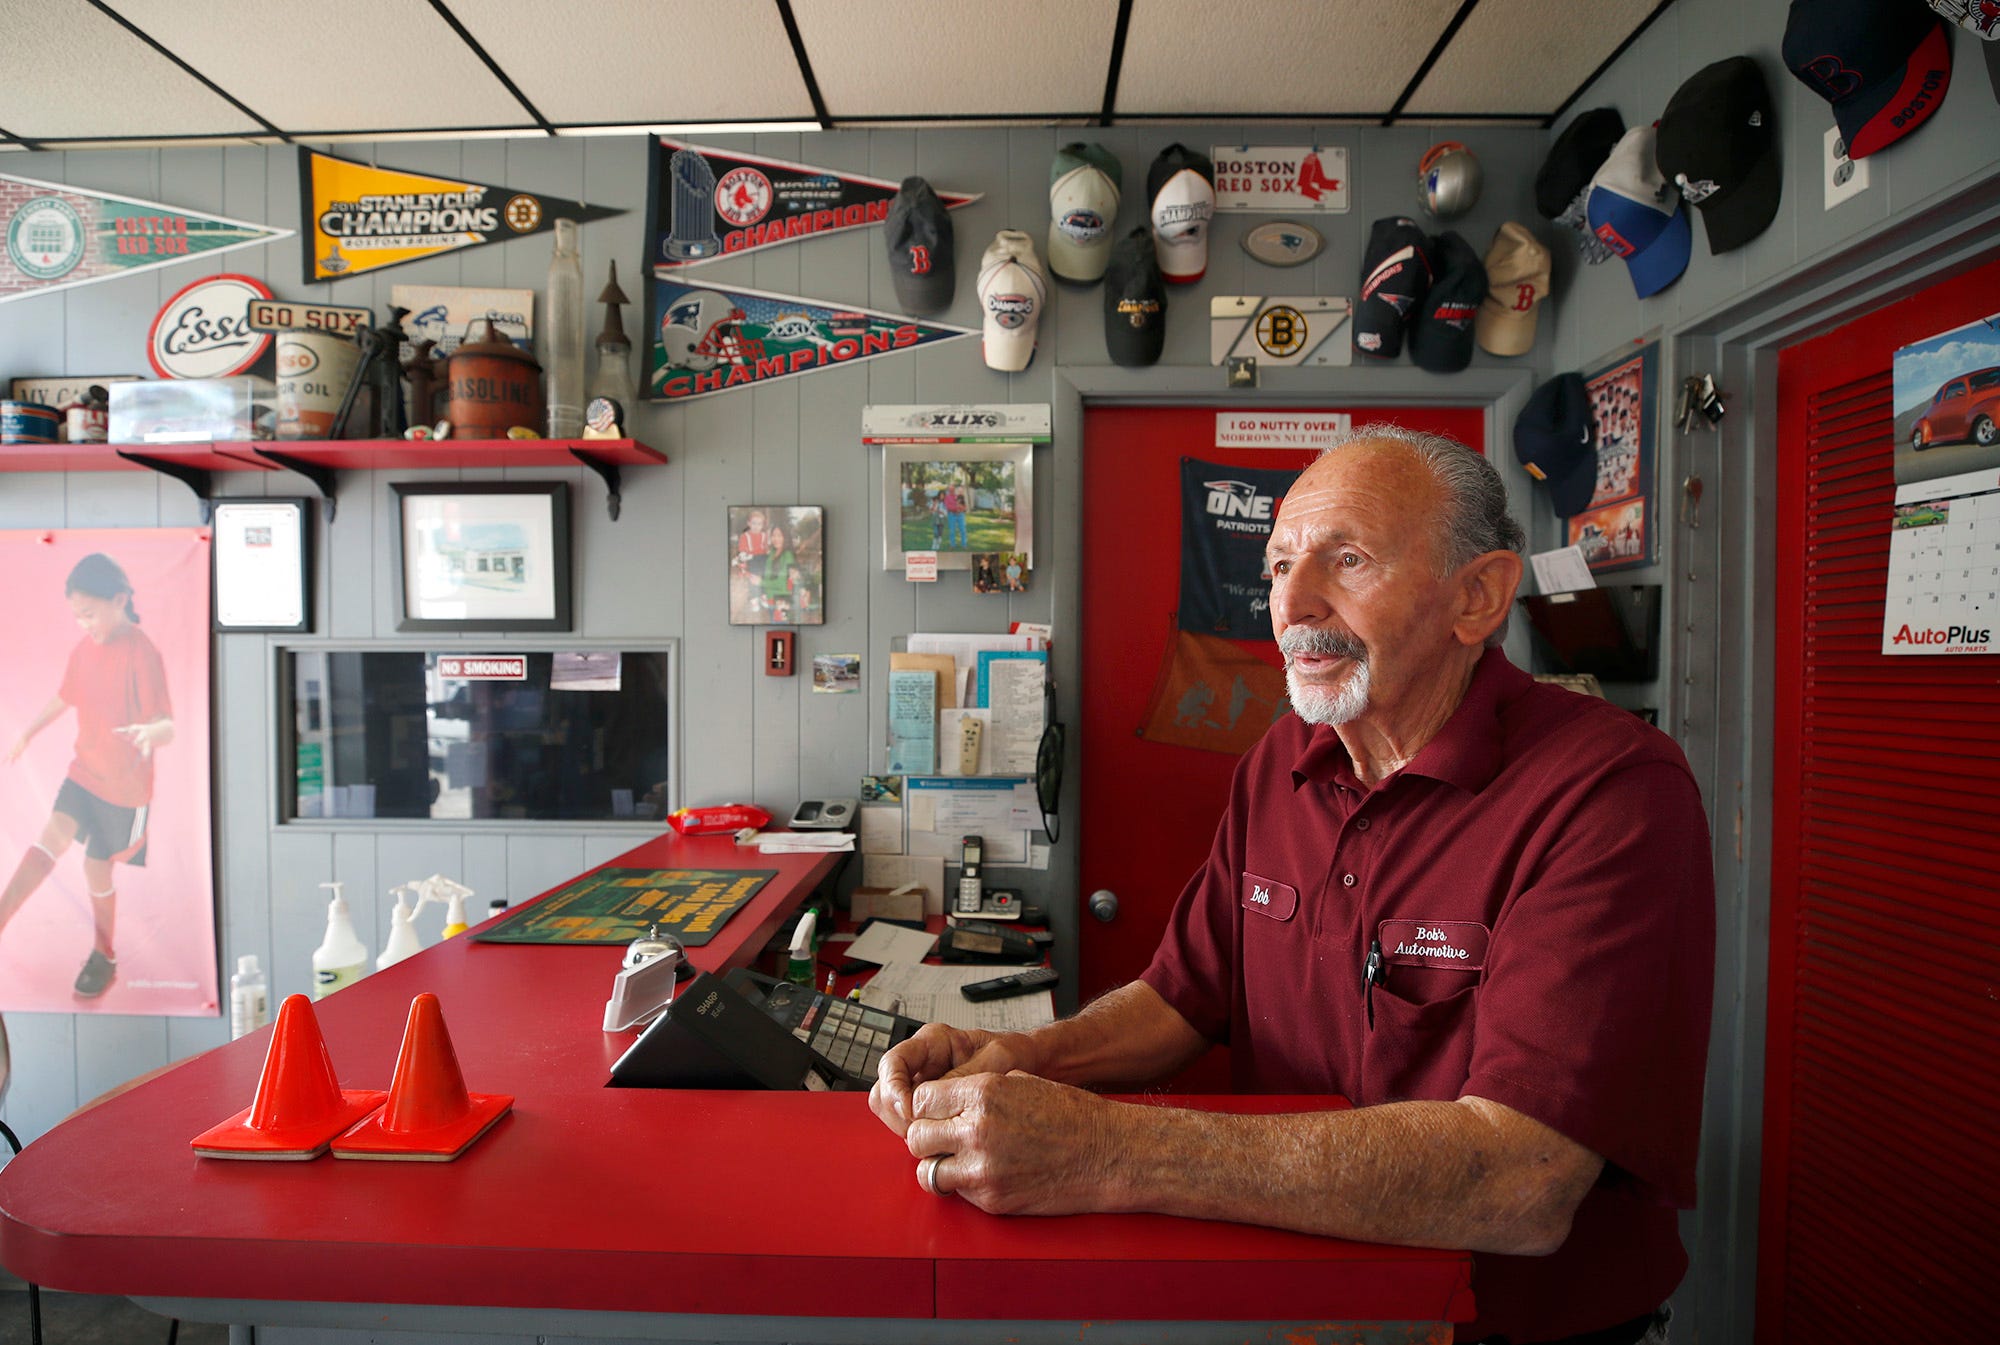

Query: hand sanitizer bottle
left=312, top=881, right=368, bottom=1000
left=377, top=885, right=424, bottom=969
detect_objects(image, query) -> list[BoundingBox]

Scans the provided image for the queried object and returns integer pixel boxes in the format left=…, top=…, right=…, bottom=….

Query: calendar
left=1882, top=467, right=2000, bottom=655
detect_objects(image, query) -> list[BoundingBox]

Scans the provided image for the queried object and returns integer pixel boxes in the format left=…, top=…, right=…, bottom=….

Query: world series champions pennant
left=1, top=172, right=291, bottom=306
left=645, top=279, right=973, bottom=403
left=647, top=138, right=979, bottom=273
left=299, top=149, right=622, bottom=284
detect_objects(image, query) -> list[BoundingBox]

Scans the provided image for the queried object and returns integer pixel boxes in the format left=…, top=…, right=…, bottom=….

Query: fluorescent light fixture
left=555, top=120, right=823, bottom=137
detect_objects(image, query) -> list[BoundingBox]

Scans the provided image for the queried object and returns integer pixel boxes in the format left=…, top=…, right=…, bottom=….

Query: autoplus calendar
left=1883, top=467, right=2000, bottom=655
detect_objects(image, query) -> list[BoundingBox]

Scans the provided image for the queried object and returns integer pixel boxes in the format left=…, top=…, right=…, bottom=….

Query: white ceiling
left=0, top=0, right=1676, bottom=149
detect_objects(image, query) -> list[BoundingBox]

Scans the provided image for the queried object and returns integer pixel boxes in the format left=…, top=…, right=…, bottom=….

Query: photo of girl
left=726, top=505, right=825, bottom=625
left=0, top=530, right=216, bottom=1016
left=2, top=554, right=172, bottom=998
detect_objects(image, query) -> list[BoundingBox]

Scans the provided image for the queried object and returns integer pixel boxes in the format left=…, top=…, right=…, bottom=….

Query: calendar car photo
left=1893, top=311, right=2000, bottom=488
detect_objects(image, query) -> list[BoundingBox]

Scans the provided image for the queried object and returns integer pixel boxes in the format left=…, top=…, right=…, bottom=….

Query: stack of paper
left=749, top=831, right=856, bottom=853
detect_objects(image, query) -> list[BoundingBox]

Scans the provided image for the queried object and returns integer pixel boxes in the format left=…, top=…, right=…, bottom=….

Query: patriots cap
left=1352, top=216, right=1434, bottom=360
left=1783, top=0, right=1952, bottom=159
left=1514, top=373, right=1599, bottom=519
left=1475, top=222, right=1552, bottom=358
left=1146, top=144, right=1216, bottom=283
left=1102, top=228, right=1167, bottom=367
left=884, top=176, right=956, bottom=315
left=1536, top=107, right=1625, bottom=227
left=1048, top=143, right=1122, bottom=283
left=976, top=230, right=1047, bottom=373
left=1656, top=57, right=1782, bottom=255
left=1408, top=231, right=1487, bottom=375
left=1585, top=125, right=1692, bottom=299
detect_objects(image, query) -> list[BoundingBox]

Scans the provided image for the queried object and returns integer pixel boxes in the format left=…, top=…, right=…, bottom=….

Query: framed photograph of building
left=728, top=504, right=825, bottom=625
left=392, top=482, right=572, bottom=632
left=880, top=440, right=1032, bottom=572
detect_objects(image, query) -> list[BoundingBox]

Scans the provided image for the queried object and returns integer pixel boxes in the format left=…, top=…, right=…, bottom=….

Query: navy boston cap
left=1783, top=0, right=1953, bottom=160
left=885, top=176, right=956, bottom=314
left=1514, top=373, right=1599, bottom=519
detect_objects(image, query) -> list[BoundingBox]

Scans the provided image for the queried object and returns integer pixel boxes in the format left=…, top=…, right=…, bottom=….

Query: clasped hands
left=870, top=1022, right=1114, bottom=1214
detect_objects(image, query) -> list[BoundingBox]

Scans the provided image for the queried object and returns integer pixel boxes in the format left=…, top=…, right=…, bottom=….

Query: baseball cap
left=1408, top=231, right=1486, bottom=375
left=1048, top=143, right=1122, bottom=283
left=1929, top=1, right=2000, bottom=101
left=1585, top=125, right=1691, bottom=299
left=1514, top=373, right=1599, bottom=519
left=1102, top=228, right=1166, bottom=367
left=1147, top=144, right=1215, bottom=283
left=884, top=177, right=955, bottom=315
left=1783, top=0, right=1953, bottom=160
left=1352, top=216, right=1434, bottom=360
left=976, top=230, right=1047, bottom=373
left=1475, top=222, right=1552, bottom=358
left=1536, top=107, right=1625, bottom=225
left=1657, top=57, right=1782, bottom=254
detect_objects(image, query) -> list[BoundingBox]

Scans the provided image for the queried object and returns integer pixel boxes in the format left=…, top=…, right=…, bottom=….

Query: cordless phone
left=955, top=834, right=984, bottom=915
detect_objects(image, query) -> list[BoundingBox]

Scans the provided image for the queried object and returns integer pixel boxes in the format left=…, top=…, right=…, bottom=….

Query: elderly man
left=871, top=425, right=1714, bottom=1345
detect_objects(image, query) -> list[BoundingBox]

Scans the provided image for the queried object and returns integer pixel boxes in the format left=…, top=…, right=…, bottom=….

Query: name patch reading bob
left=1240, top=872, right=1298, bottom=921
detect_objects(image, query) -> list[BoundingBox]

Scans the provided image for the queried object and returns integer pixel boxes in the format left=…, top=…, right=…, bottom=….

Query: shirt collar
left=1289, top=647, right=1523, bottom=795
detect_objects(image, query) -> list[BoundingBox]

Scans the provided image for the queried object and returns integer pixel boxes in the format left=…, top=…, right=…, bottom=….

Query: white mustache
left=1278, top=627, right=1367, bottom=662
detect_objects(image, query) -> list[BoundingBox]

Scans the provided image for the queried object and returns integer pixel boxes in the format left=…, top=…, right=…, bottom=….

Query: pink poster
left=0, top=529, right=216, bottom=1015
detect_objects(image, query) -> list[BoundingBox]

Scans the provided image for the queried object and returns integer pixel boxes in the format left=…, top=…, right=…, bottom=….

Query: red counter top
left=0, top=832, right=1473, bottom=1327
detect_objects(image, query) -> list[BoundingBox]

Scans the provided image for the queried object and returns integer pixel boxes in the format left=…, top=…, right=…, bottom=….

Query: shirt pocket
left=1361, top=978, right=1477, bottom=1106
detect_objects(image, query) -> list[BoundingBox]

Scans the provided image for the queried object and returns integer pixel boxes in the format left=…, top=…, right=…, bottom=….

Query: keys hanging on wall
left=1677, top=374, right=1727, bottom=434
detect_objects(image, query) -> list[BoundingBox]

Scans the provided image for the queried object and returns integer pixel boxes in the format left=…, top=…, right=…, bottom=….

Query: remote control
left=958, top=716, right=983, bottom=774
left=960, top=966, right=1059, bottom=1001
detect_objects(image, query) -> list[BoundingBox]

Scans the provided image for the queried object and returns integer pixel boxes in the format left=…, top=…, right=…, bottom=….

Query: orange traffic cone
left=192, top=994, right=386, bottom=1159
left=331, top=993, right=511, bottom=1161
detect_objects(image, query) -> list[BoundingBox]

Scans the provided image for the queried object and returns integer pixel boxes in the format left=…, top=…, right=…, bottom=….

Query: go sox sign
left=148, top=273, right=274, bottom=379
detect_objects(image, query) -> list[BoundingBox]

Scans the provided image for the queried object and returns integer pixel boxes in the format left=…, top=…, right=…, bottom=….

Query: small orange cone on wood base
left=192, top=994, right=387, bottom=1160
left=332, top=993, right=512, bottom=1161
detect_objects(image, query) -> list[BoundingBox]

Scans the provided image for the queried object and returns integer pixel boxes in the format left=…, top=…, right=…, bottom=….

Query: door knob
left=1088, top=889, right=1119, bottom=923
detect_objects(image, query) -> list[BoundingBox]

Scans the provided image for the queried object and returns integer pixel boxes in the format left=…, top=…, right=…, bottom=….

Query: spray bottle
left=312, top=881, right=368, bottom=999
left=377, top=883, right=424, bottom=969
left=415, top=874, right=475, bottom=938
left=784, top=908, right=817, bottom=987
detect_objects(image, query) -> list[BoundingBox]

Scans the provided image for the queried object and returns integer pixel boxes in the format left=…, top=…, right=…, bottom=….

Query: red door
left=1079, top=405, right=1485, bottom=1089
left=1766, top=254, right=2000, bottom=1341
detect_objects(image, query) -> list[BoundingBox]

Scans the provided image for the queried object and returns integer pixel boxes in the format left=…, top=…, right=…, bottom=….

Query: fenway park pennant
left=2, top=172, right=290, bottom=305
left=646, top=280, right=972, bottom=402
left=300, top=149, right=621, bottom=284
left=647, top=138, right=978, bottom=272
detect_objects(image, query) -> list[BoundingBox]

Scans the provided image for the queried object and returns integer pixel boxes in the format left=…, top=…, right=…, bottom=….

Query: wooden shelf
left=0, top=437, right=666, bottom=522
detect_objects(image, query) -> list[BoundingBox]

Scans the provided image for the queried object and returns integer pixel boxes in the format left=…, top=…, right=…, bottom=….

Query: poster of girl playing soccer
left=0, top=529, right=216, bottom=1015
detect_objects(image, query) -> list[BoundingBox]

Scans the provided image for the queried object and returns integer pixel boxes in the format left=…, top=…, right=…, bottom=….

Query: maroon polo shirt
left=1142, top=648, right=1714, bottom=1344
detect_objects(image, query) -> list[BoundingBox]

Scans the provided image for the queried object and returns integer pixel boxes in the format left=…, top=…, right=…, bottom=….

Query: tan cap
left=1474, top=222, right=1552, bottom=357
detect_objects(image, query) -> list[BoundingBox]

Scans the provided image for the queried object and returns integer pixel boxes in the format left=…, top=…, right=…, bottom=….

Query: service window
left=281, top=646, right=675, bottom=822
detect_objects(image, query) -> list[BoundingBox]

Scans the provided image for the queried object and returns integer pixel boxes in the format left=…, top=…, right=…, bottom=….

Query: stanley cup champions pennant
left=299, top=148, right=622, bottom=284
left=2, top=172, right=291, bottom=305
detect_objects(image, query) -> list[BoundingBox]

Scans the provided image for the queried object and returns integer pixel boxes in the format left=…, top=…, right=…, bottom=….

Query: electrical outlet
left=1824, top=125, right=1870, bottom=210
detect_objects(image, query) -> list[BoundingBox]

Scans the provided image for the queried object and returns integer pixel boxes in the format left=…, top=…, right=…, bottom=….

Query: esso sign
left=148, top=273, right=274, bottom=379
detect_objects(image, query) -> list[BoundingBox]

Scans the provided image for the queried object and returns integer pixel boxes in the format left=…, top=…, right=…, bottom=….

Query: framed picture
left=212, top=498, right=311, bottom=632
left=728, top=505, right=825, bottom=625
left=880, top=441, right=1033, bottom=571
left=1568, top=343, right=1658, bottom=573
left=392, top=482, right=572, bottom=632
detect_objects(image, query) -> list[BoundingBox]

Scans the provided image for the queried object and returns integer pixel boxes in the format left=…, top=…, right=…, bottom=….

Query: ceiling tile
left=111, top=0, right=532, bottom=132
left=790, top=0, right=1119, bottom=119
left=1401, top=0, right=1662, bottom=117
left=451, top=0, right=814, bottom=126
left=1117, top=0, right=1463, bottom=117
left=0, top=0, right=260, bottom=140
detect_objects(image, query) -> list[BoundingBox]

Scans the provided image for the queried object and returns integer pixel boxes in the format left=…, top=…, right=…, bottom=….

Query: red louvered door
left=1765, top=255, right=2000, bottom=1340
